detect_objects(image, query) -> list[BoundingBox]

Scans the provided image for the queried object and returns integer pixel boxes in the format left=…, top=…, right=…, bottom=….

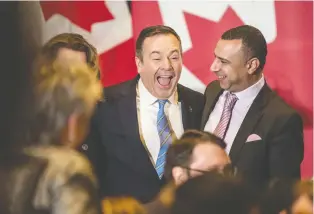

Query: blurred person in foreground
left=0, top=61, right=103, bottom=214
left=164, top=130, right=232, bottom=186
left=284, top=180, right=313, bottom=214
left=102, top=197, right=147, bottom=214
left=172, top=171, right=260, bottom=214
left=0, top=1, right=42, bottom=152
left=38, top=33, right=103, bottom=156
left=260, top=178, right=313, bottom=214
left=40, top=32, right=100, bottom=77
left=144, top=130, right=232, bottom=214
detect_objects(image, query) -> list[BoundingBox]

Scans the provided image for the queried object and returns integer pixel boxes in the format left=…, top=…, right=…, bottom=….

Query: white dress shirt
left=204, top=75, right=265, bottom=154
left=138, top=79, right=184, bottom=164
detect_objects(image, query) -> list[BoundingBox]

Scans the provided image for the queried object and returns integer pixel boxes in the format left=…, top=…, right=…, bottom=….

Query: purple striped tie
left=214, top=92, right=238, bottom=139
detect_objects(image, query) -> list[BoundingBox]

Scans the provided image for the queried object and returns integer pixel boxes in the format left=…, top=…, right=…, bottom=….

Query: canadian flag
left=40, top=0, right=313, bottom=177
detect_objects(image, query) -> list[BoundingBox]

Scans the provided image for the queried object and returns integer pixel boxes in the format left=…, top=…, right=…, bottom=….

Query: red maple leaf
left=40, top=1, right=114, bottom=32
left=264, top=1, right=313, bottom=177
left=98, top=0, right=165, bottom=87
left=40, top=1, right=312, bottom=176
left=132, top=1, right=164, bottom=39
left=265, top=1, right=313, bottom=128
left=99, top=39, right=137, bottom=87
left=183, top=7, right=244, bottom=85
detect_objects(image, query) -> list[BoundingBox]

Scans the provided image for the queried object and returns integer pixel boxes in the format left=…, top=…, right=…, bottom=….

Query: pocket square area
left=246, top=134, right=262, bottom=142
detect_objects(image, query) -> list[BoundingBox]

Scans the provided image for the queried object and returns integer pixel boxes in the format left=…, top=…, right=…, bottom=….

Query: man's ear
left=246, top=57, right=260, bottom=75
left=60, top=112, right=79, bottom=148
left=172, top=166, right=187, bottom=186
left=135, top=56, right=143, bottom=73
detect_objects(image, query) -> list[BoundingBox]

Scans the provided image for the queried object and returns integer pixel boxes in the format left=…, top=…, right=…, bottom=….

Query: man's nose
left=161, top=58, right=173, bottom=70
left=210, top=58, right=220, bottom=73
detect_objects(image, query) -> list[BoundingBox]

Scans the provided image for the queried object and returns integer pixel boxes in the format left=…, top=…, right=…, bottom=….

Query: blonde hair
left=31, top=61, right=103, bottom=145
left=294, top=179, right=313, bottom=200
left=102, top=197, right=147, bottom=214
left=41, top=33, right=100, bottom=75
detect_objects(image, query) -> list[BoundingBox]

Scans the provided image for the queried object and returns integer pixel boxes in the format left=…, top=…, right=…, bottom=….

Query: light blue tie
left=155, top=99, right=172, bottom=179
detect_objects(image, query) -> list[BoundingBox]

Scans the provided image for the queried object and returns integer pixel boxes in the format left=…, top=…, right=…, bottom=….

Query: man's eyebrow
left=214, top=54, right=231, bottom=63
left=169, top=49, right=180, bottom=55
left=150, top=51, right=161, bottom=56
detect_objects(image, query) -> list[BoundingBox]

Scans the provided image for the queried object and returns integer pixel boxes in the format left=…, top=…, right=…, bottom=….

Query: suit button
left=82, top=144, right=88, bottom=151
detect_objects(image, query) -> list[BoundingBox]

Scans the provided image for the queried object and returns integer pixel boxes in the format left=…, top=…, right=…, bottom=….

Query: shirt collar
left=138, top=78, right=178, bottom=106
left=231, top=75, right=265, bottom=101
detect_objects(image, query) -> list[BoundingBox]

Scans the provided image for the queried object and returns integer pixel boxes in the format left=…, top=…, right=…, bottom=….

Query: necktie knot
left=158, top=99, right=168, bottom=110
left=225, top=93, right=238, bottom=110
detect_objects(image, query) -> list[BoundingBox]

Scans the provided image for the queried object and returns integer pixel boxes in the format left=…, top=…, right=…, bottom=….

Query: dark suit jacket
left=81, top=76, right=204, bottom=203
left=201, top=80, right=304, bottom=187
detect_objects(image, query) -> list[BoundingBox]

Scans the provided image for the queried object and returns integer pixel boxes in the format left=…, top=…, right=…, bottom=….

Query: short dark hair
left=163, top=130, right=226, bottom=181
left=221, top=25, right=267, bottom=72
left=41, top=33, right=99, bottom=75
left=172, top=172, right=259, bottom=214
left=180, top=130, right=226, bottom=149
left=135, top=25, right=182, bottom=61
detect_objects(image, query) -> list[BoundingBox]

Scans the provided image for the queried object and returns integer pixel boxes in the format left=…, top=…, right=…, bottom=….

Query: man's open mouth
left=157, top=75, right=174, bottom=87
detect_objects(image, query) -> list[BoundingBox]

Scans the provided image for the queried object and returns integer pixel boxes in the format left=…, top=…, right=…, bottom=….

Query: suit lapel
left=178, top=85, right=193, bottom=130
left=229, top=84, right=273, bottom=162
left=116, top=78, right=158, bottom=178
left=201, top=82, right=223, bottom=130
left=117, top=85, right=138, bottom=138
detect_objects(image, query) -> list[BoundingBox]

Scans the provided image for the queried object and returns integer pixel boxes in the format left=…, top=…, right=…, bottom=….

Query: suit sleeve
left=269, top=112, right=304, bottom=178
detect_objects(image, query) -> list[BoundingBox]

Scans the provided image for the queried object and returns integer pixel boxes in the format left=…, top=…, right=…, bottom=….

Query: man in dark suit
left=82, top=25, right=204, bottom=203
left=201, top=25, right=304, bottom=187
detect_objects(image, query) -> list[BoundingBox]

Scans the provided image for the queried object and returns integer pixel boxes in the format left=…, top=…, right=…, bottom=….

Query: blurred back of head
left=172, top=172, right=259, bottom=214
left=30, top=61, right=103, bottom=148
left=289, top=179, right=313, bottom=214
left=261, top=178, right=313, bottom=214
left=164, top=130, right=229, bottom=185
left=0, top=2, right=42, bottom=153
left=41, top=33, right=100, bottom=76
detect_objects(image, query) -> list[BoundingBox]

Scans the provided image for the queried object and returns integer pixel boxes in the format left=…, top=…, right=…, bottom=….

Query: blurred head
left=261, top=179, right=313, bottom=214
left=135, top=25, right=183, bottom=99
left=41, top=33, right=100, bottom=76
left=210, top=25, right=267, bottom=92
left=164, top=130, right=231, bottom=186
left=172, top=172, right=259, bottom=214
left=0, top=2, right=43, bottom=152
left=289, top=180, right=313, bottom=214
left=280, top=179, right=313, bottom=214
left=30, top=61, right=103, bottom=149
left=102, top=197, right=147, bottom=214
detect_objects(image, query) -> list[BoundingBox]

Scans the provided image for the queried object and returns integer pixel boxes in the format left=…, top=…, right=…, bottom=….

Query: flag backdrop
left=40, top=1, right=313, bottom=178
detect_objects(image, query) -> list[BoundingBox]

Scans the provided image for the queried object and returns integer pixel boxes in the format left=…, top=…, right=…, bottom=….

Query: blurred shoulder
left=25, top=145, right=95, bottom=182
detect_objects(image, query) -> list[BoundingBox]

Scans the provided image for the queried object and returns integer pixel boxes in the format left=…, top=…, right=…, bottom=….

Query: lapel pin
left=189, top=106, right=193, bottom=112
left=82, top=144, right=88, bottom=151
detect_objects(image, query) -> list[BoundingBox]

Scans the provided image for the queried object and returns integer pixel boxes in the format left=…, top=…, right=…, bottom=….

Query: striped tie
left=155, top=99, right=172, bottom=179
left=214, top=92, right=238, bottom=139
